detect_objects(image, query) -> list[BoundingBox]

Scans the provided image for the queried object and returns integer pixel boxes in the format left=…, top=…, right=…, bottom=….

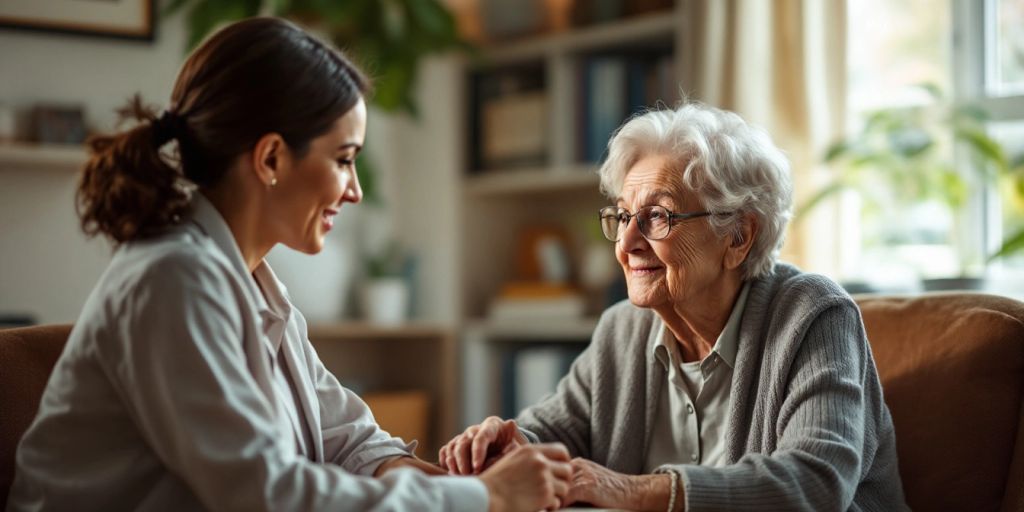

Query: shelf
left=306, top=321, right=452, bottom=341
left=0, top=143, right=87, bottom=172
left=465, top=317, right=599, bottom=341
left=464, top=165, right=601, bottom=196
left=478, top=10, right=678, bottom=65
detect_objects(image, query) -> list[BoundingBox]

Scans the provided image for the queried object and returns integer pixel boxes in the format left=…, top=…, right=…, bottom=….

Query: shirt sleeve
left=303, top=325, right=415, bottom=475
left=657, top=304, right=872, bottom=511
left=100, top=251, right=488, bottom=512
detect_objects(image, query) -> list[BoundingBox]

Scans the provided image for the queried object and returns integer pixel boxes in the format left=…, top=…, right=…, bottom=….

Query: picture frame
left=30, top=104, right=88, bottom=144
left=0, top=0, right=155, bottom=41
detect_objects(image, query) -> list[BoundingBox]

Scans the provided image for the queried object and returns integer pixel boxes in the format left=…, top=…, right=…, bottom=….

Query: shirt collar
left=651, top=281, right=751, bottom=370
left=188, top=194, right=293, bottom=351
left=188, top=194, right=271, bottom=315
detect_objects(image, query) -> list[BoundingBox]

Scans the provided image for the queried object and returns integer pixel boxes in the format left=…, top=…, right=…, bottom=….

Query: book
left=488, top=294, right=586, bottom=322
left=501, top=345, right=586, bottom=417
left=471, top=64, right=547, bottom=170
left=577, top=50, right=676, bottom=164
left=582, top=56, right=627, bottom=163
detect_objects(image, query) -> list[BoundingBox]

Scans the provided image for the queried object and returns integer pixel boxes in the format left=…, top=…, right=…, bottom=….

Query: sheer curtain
left=681, top=0, right=848, bottom=277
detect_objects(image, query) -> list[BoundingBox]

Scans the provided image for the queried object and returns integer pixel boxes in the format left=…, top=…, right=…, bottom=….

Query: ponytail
left=76, top=95, right=190, bottom=244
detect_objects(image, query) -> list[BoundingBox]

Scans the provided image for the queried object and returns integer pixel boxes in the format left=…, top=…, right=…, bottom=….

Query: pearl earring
left=270, top=177, right=278, bottom=187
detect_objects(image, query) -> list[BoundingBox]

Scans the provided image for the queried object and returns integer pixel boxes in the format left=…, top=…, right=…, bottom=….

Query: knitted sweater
left=517, top=263, right=908, bottom=511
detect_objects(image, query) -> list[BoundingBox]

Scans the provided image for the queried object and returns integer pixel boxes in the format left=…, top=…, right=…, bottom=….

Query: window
left=841, top=0, right=1024, bottom=292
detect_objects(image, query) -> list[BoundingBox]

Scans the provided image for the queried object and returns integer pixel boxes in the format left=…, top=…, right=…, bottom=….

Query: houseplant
left=360, top=240, right=413, bottom=324
left=798, top=85, right=1024, bottom=286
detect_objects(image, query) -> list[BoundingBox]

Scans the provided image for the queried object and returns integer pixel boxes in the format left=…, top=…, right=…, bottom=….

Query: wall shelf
left=477, top=10, right=678, bottom=65
left=0, top=143, right=86, bottom=172
left=465, top=317, right=599, bottom=341
left=464, top=165, right=600, bottom=196
left=307, top=321, right=451, bottom=341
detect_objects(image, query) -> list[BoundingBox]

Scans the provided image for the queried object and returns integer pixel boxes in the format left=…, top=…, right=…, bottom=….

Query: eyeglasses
left=598, top=205, right=722, bottom=242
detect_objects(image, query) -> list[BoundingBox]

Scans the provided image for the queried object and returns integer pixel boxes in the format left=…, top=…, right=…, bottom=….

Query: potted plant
left=359, top=240, right=413, bottom=324
left=798, top=85, right=1024, bottom=289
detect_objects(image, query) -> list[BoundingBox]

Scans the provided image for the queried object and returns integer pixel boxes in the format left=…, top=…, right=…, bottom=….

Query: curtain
left=681, top=0, right=847, bottom=277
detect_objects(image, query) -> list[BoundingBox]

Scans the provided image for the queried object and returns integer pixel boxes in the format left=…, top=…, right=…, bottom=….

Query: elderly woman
left=440, top=103, right=908, bottom=511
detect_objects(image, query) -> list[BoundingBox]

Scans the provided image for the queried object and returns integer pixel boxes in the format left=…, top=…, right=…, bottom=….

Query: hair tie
left=151, top=110, right=182, bottom=145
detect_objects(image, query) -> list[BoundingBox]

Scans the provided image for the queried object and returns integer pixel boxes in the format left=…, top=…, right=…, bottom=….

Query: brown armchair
left=857, top=293, right=1024, bottom=512
left=0, top=324, right=71, bottom=506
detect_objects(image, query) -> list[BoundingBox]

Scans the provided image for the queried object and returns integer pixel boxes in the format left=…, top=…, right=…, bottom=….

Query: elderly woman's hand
left=566, top=457, right=674, bottom=511
left=438, top=416, right=528, bottom=475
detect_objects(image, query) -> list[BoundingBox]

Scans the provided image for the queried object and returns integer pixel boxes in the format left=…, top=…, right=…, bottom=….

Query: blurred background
left=1, top=0, right=1022, bottom=455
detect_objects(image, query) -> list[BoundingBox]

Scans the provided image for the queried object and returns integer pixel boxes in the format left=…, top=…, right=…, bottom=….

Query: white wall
left=0, top=10, right=461, bottom=325
left=388, top=55, right=462, bottom=325
left=0, top=11, right=188, bottom=323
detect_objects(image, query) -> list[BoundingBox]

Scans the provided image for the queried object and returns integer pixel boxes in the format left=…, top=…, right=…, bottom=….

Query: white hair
left=598, top=102, right=793, bottom=280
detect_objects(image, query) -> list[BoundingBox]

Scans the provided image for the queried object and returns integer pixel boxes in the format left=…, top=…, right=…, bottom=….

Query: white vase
left=580, top=243, right=617, bottom=290
left=360, top=278, right=410, bottom=325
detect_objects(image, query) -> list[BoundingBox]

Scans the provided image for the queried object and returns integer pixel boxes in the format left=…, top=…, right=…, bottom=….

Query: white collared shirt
left=643, top=282, right=750, bottom=472
left=8, top=195, right=487, bottom=511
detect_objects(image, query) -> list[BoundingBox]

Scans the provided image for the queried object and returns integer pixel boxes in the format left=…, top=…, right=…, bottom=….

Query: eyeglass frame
left=598, top=205, right=731, bottom=242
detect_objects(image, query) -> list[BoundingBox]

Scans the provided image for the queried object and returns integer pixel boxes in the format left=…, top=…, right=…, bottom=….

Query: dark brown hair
left=77, top=17, right=370, bottom=243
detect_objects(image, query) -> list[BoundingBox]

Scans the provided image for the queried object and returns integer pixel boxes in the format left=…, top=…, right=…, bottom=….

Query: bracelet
left=666, top=470, right=678, bottom=512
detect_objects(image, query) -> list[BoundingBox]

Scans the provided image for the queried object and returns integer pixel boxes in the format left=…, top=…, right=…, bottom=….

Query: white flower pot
left=360, top=278, right=410, bottom=325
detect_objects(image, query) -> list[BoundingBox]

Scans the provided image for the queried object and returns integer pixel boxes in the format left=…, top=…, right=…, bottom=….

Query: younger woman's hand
left=479, top=443, right=572, bottom=512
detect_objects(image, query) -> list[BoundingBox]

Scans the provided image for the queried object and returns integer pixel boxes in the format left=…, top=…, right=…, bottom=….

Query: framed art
left=0, top=0, right=155, bottom=41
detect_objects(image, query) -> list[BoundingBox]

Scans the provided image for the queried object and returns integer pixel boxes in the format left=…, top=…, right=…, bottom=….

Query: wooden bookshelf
left=456, top=2, right=684, bottom=427
left=0, top=143, right=86, bottom=172
left=465, top=317, right=599, bottom=341
left=464, top=164, right=600, bottom=196
left=476, top=11, right=678, bottom=65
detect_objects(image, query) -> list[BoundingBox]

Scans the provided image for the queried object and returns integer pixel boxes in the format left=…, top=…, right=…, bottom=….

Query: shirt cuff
left=346, top=442, right=416, bottom=476
left=519, top=427, right=540, bottom=444
left=433, top=476, right=489, bottom=512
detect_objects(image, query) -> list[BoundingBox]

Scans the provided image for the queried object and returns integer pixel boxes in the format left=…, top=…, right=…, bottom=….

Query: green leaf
left=268, top=0, right=292, bottom=15
left=184, top=1, right=260, bottom=50
left=371, top=57, right=416, bottom=113
left=953, top=103, right=990, bottom=122
left=937, top=168, right=967, bottom=209
left=824, top=140, right=851, bottom=162
left=1010, top=153, right=1024, bottom=171
left=403, top=0, right=455, bottom=35
left=864, top=109, right=900, bottom=133
left=402, top=0, right=459, bottom=50
left=955, top=125, right=1008, bottom=174
left=355, top=152, right=380, bottom=205
left=163, top=0, right=194, bottom=16
left=794, top=180, right=848, bottom=223
left=917, top=82, right=943, bottom=101
left=989, top=228, right=1024, bottom=260
left=889, top=128, right=932, bottom=158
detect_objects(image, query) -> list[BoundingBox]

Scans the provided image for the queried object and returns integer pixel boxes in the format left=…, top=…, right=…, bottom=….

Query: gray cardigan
left=517, top=263, right=908, bottom=511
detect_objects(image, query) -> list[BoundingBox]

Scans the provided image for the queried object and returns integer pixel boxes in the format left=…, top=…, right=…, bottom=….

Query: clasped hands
left=438, top=416, right=636, bottom=511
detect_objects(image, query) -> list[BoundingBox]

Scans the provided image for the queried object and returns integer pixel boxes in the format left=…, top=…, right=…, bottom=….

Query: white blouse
left=8, top=195, right=486, bottom=511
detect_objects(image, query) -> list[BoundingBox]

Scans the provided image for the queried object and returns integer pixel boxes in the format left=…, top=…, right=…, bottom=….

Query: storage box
left=362, top=390, right=431, bottom=458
